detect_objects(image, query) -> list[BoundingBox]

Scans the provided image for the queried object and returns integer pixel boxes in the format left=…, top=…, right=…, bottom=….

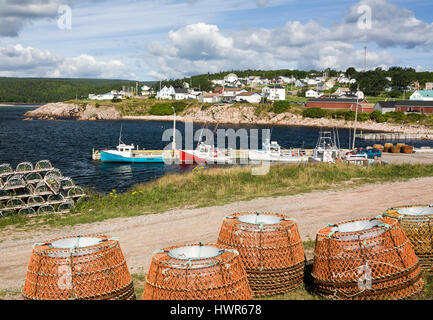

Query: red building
left=306, top=98, right=373, bottom=112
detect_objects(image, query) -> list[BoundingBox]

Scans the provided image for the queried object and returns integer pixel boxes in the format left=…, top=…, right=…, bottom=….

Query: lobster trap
left=142, top=243, right=252, bottom=300
left=312, top=217, right=423, bottom=300
left=22, top=235, right=135, bottom=300
left=384, top=205, right=433, bottom=272
left=217, top=212, right=305, bottom=297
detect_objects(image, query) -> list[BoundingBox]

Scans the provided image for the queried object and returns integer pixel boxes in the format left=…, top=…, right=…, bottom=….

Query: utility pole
left=352, top=85, right=360, bottom=150
left=364, top=46, right=367, bottom=72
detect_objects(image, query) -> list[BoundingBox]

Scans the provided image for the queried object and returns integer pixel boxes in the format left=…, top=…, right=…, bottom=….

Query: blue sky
left=0, top=0, right=432, bottom=80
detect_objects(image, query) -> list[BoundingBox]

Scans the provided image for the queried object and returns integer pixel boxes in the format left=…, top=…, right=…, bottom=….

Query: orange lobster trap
left=217, top=212, right=305, bottom=297
left=142, top=243, right=252, bottom=300
left=384, top=205, right=433, bottom=272
left=312, top=217, right=423, bottom=300
left=22, top=235, right=135, bottom=300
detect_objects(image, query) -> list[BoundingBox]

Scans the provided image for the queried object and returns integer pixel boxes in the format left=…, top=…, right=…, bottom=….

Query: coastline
left=23, top=101, right=433, bottom=137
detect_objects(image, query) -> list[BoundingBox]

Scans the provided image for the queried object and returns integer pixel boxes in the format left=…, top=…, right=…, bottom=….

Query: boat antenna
left=352, top=85, right=360, bottom=150
left=119, top=124, right=123, bottom=145
left=197, top=122, right=206, bottom=148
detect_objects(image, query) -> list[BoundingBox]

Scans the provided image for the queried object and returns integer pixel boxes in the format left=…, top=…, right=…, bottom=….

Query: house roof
left=414, top=90, right=433, bottom=97
left=376, top=100, right=433, bottom=108
left=237, top=92, right=260, bottom=96
left=307, top=98, right=365, bottom=104
left=174, top=87, right=187, bottom=93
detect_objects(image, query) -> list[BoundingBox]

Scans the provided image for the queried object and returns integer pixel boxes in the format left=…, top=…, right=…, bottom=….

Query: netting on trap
left=68, top=186, right=85, bottom=199
left=61, top=177, right=75, bottom=190
left=27, top=196, right=45, bottom=207
left=312, top=217, right=423, bottom=300
left=57, top=200, right=75, bottom=213
left=0, top=163, right=12, bottom=178
left=384, top=205, right=433, bottom=272
left=34, top=182, right=53, bottom=196
left=142, top=243, right=252, bottom=300
left=4, top=175, right=26, bottom=190
left=217, top=212, right=305, bottom=297
left=18, top=207, right=36, bottom=216
left=26, top=172, right=43, bottom=184
left=22, top=235, right=135, bottom=300
left=35, top=160, right=53, bottom=172
left=16, top=162, right=34, bottom=174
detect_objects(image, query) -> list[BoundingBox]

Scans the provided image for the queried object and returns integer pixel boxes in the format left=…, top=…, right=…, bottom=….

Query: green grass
left=2, top=163, right=433, bottom=230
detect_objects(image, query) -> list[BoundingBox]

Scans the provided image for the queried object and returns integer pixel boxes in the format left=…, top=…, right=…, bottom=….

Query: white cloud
left=0, top=44, right=134, bottom=79
left=0, top=0, right=74, bottom=36
left=144, top=0, right=433, bottom=79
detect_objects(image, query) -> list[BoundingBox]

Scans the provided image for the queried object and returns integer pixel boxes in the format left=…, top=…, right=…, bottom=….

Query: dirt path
left=1, top=177, right=433, bottom=292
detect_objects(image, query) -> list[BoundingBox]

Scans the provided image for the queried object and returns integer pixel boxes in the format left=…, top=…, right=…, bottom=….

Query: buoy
left=312, top=217, right=423, bottom=300
left=217, top=212, right=305, bottom=297
left=142, top=243, right=252, bottom=300
left=22, top=235, right=135, bottom=300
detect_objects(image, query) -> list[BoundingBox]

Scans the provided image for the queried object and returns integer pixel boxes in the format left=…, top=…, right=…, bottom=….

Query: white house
left=173, top=88, right=189, bottom=100
left=305, top=89, right=322, bottom=98
left=356, top=90, right=365, bottom=100
left=156, top=86, right=175, bottom=100
left=410, top=90, right=433, bottom=101
left=198, top=93, right=221, bottom=103
left=235, top=92, right=262, bottom=104
left=141, top=85, right=151, bottom=96
left=262, top=86, right=286, bottom=101
left=211, top=79, right=225, bottom=86
left=222, top=88, right=247, bottom=99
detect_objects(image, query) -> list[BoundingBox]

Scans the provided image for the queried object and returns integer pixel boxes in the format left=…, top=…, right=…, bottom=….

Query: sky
left=0, top=0, right=432, bottom=81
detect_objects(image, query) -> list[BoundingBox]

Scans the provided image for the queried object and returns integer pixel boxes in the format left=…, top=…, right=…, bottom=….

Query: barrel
left=401, top=145, right=414, bottom=154
left=392, top=145, right=402, bottom=153
left=384, top=143, right=394, bottom=153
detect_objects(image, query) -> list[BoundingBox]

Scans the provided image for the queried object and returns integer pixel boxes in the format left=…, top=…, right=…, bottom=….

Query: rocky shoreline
left=24, top=102, right=433, bottom=137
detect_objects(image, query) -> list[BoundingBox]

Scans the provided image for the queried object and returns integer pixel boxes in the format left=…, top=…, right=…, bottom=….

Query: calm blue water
left=1, top=106, right=432, bottom=193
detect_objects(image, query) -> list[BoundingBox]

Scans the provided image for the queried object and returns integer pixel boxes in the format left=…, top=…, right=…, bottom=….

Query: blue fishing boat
left=100, top=126, right=164, bottom=163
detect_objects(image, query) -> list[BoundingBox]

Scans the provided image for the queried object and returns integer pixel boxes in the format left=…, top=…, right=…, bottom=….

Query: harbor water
left=2, top=106, right=433, bottom=193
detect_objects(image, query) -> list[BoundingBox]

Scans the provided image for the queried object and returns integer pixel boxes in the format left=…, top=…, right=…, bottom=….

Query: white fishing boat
left=312, top=131, right=341, bottom=163
left=180, top=142, right=233, bottom=164
left=343, top=153, right=369, bottom=166
left=248, top=139, right=309, bottom=163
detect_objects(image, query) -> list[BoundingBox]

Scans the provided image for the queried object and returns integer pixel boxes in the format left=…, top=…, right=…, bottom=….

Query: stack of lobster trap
left=23, top=235, right=135, bottom=300
left=384, top=205, right=433, bottom=273
left=0, top=160, right=85, bottom=217
left=311, top=217, right=424, bottom=300
left=217, top=212, right=305, bottom=297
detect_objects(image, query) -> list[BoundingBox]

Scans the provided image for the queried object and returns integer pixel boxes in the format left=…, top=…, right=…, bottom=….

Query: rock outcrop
left=24, top=102, right=433, bottom=136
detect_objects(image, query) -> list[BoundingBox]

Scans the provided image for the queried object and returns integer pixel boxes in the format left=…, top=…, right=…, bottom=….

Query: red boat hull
left=179, top=150, right=207, bottom=164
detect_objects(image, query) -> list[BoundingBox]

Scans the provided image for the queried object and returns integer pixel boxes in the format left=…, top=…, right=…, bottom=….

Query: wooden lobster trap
left=22, top=235, right=135, bottom=300
left=142, top=243, right=252, bottom=300
left=384, top=205, right=433, bottom=272
left=312, top=217, right=423, bottom=300
left=217, top=212, right=305, bottom=297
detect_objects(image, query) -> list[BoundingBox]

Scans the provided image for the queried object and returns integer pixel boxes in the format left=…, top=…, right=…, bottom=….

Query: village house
left=426, top=83, right=433, bottom=90
left=198, top=92, right=221, bottom=103
left=410, top=90, right=433, bottom=101
left=374, top=100, right=433, bottom=114
left=305, top=89, right=323, bottom=98
left=262, top=86, right=286, bottom=101
left=140, top=85, right=151, bottom=96
left=156, top=85, right=175, bottom=100
left=235, top=91, right=262, bottom=104
left=214, top=87, right=247, bottom=99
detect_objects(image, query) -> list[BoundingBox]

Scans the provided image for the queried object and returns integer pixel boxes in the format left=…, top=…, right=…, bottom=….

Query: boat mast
left=352, top=86, right=360, bottom=150
left=119, top=124, right=123, bottom=145
left=172, top=107, right=176, bottom=154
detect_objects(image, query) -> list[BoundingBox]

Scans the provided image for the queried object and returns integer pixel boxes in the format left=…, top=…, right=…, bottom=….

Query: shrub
left=172, top=101, right=186, bottom=113
left=111, top=98, right=122, bottom=103
left=149, top=103, right=174, bottom=115
left=302, top=108, right=328, bottom=118
left=273, top=101, right=291, bottom=114
left=406, top=113, right=426, bottom=123
left=375, top=114, right=387, bottom=123
left=357, top=112, right=370, bottom=122
left=386, top=111, right=406, bottom=122
left=369, top=110, right=382, bottom=121
left=95, top=103, right=100, bottom=108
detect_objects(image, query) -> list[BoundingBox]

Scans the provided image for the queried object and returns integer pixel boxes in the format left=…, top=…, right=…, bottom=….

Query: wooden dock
left=356, top=132, right=433, bottom=141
